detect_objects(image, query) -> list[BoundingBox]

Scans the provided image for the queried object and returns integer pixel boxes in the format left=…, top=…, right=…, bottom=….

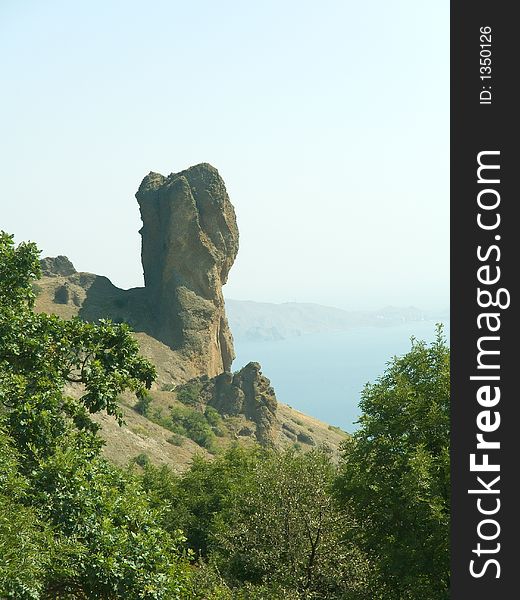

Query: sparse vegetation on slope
left=34, top=268, right=347, bottom=469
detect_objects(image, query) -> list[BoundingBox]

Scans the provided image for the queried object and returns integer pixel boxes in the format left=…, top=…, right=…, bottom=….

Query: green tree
left=212, top=448, right=371, bottom=599
left=0, top=428, right=51, bottom=599
left=32, top=440, right=192, bottom=598
left=0, top=232, right=155, bottom=464
left=0, top=232, right=194, bottom=598
left=141, top=445, right=261, bottom=557
left=335, top=329, right=450, bottom=599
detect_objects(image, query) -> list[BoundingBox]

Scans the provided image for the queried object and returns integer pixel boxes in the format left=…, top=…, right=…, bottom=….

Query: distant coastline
left=226, top=298, right=449, bottom=342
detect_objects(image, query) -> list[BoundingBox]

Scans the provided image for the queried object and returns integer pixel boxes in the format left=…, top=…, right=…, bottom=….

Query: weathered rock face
left=136, top=164, right=239, bottom=377
left=212, top=362, right=278, bottom=445
left=176, top=362, right=278, bottom=446
left=40, top=255, right=77, bottom=277
left=38, top=164, right=240, bottom=382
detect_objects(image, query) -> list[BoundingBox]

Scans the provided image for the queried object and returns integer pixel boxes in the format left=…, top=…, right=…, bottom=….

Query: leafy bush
left=134, top=452, right=151, bottom=467
left=176, top=381, right=203, bottom=406
left=139, top=401, right=219, bottom=452
left=170, top=406, right=217, bottom=452
left=204, top=406, right=226, bottom=436
left=168, top=433, right=184, bottom=446
left=134, top=391, right=152, bottom=416
left=0, top=430, right=51, bottom=599
left=140, top=446, right=263, bottom=557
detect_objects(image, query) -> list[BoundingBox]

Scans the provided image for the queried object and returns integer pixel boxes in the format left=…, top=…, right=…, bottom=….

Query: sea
left=233, top=320, right=450, bottom=433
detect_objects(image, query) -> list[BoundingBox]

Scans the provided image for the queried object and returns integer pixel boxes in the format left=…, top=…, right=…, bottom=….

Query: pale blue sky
left=1, top=0, right=448, bottom=310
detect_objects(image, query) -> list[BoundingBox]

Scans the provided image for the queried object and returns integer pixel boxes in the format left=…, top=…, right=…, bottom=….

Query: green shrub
left=134, top=391, right=152, bottom=416
left=170, top=407, right=217, bottom=452
left=176, top=382, right=203, bottom=406
left=205, top=406, right=226, bottom=436
left=168, top=434, right=184, bottom=446
left=134, top=453, right=151, bottom=468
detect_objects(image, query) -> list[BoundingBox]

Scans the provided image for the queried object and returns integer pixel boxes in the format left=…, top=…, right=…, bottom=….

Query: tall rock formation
left=37, top=163, right=241, bottom=382
left=34, top=163, right=348, bottom=454
left=136, top=163, right=239, bottom=377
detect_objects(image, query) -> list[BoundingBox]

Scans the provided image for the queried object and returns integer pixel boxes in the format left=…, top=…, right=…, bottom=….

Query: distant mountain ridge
left=225, top=299, right=449, bottom=342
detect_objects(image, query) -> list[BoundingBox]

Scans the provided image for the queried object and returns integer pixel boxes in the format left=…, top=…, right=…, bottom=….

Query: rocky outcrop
left=136, top=164, right=239, bottom=377
left=39, top=164, right=239, bottom=381
left=40, top=255, right=77, bottom=277
left=176, top=362, right=278, bottom=446
left=31, top=163, right=352, bottom=467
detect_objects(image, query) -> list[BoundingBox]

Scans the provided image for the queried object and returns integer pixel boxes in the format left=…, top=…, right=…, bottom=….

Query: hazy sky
left=1, top=0, right=448, bottom=311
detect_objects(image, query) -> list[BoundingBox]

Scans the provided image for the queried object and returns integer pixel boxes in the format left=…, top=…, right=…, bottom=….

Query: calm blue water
left=233, top=321, right=450, bottom=432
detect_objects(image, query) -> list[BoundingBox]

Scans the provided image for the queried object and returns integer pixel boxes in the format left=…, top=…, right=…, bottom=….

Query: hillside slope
left=36, top=274, right=346, bottom=469
left=33, top=164, right=349, bottom=468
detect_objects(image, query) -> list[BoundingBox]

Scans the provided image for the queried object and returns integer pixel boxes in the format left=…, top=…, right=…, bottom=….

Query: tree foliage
left=212, top=447, right=372, bottom=599
left=0, top=232, right=192, bottom=598
left=335, top=329, right=450, bottom=599
left=0, top=231, right=450, bottom=599
left=141, top=446, right=373, bottom=599
left=141, top=445, right=261, bottom=557
left=0, top=232, right=155, bottom=462
left=0, top=429, right=52, bottom=599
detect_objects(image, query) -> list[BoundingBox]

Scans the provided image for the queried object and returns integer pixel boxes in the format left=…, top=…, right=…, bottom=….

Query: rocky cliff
left=33, top=163, right=347, bottom=465
left=38, top=164, right=238, bottom=381
left=136, top=163, right=239, bottom=377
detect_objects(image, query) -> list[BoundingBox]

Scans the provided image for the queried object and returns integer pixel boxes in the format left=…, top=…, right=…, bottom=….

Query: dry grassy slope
left=34, top=275, right=348, bottom=471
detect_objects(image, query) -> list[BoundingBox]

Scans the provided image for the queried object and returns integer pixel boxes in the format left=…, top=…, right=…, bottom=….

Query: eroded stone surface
left=175, top=362, right=279, bottom=446
left=136, top=163, right=239, bottom=377
left=39, top=164, right=239, bottom=380
left=40, top=255, right=76, bottom=277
